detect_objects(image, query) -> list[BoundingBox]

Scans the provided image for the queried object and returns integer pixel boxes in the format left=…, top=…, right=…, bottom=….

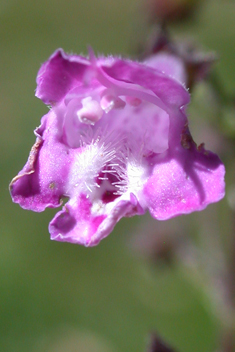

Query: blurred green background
left=1, top=0, right=235, bottom=351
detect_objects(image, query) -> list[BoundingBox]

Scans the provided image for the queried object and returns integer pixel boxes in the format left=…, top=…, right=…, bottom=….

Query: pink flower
left=9, top=49, right=225, bottom=246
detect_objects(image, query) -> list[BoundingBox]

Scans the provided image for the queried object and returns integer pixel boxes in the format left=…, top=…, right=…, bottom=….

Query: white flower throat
left=68, top=129, right=147, bottom=203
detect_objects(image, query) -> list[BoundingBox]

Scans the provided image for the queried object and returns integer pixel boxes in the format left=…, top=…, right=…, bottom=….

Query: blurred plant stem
left=146, top=333, right=177, bottom=352
left=211, top=69, right=235, bottom=352
left=222, top=208, right=235, bottom=352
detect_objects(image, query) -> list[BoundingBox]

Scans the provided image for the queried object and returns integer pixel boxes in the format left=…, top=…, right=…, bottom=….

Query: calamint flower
left=9, top=49, right=225, bottom=246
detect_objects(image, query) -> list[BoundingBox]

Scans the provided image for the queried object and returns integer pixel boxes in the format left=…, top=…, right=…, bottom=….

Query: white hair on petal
left=112, top=145, right=148, bottom=196
left=68, top=127, right=125, bottom=196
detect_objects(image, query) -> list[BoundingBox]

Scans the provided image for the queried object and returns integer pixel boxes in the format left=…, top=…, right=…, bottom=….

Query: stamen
left=126, top=96, right=142, bottom=106
left=77, top=97, right=103, bottom=125
left=100, top=89, right=126, bottom=113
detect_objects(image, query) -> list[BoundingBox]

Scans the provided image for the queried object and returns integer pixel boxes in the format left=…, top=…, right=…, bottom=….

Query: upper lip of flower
left=35, top=48, right=190, bottom=108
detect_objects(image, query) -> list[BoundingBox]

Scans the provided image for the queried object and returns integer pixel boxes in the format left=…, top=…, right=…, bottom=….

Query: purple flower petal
left=144, top=145, right=225, bottom=220
left=36, top=49, right=89, bottom=105
left=49, top=193, right=144, bottom=246
left=144, top=52, right=187, bottom=85
left=101, top=58, right=189, bottom=108
left=10, top=111, right=72, bottom=211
